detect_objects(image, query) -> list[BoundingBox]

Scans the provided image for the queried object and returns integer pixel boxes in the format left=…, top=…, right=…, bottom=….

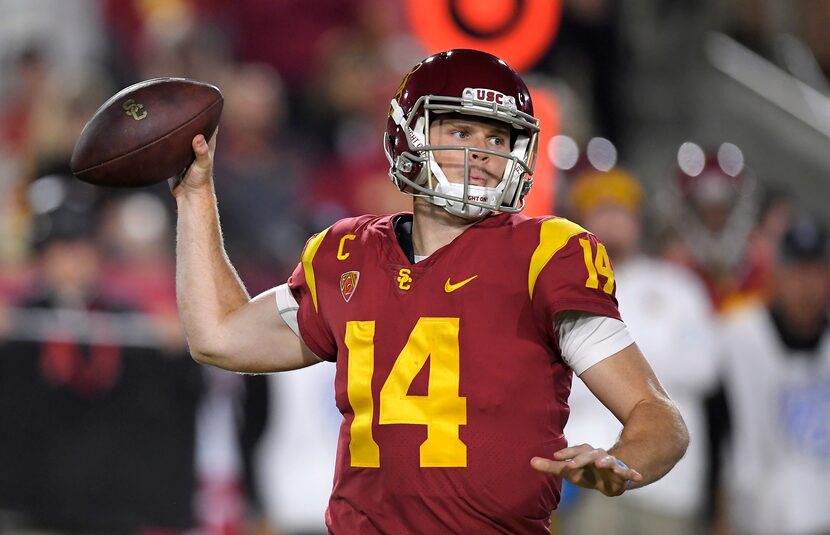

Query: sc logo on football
left=122, top=99, right=148, bottom=121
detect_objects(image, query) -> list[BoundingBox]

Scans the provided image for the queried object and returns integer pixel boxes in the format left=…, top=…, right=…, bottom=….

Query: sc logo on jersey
left=397, top=268, right=413, bottom=291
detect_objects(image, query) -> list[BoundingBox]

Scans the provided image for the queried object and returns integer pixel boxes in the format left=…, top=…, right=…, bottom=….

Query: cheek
left=494, top=155, right=509, bottom=174
left=432, top=147, right=463, bottom=168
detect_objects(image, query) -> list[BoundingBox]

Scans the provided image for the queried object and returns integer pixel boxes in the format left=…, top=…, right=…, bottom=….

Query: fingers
left=191, top=134, right=212, bottom=172
left=531, top=446, right=643, bottom=496
left=552, top=445, right=640, bottom=475
left=553, top=444, right=609, bottom=470
left=531, top=455, right=594, bottom=492
left=551, top=443, right=595, bottom=461
left=171, top=133, right=216, bottom=196
left=530, top=456, right=570, bottom=475
left=607, top=457, right=643, bottom=482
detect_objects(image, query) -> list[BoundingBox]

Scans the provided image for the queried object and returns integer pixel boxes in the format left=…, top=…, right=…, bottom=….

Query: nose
left=469, top=136, right=489, bottom=161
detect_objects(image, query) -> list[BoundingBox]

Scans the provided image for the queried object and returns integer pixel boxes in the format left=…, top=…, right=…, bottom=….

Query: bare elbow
left=185, top=337, right=226, bottom=368
left=189, top=348, right=214, bottom=366
left=670, top=401, right=691, bottom=460
left=679, top=418, right=691, bottom=455
left=648, top=395, right=691, bottom=467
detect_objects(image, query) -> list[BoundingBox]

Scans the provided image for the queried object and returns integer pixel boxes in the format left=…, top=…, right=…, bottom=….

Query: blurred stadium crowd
left=0, top=0, right=829, bottom=534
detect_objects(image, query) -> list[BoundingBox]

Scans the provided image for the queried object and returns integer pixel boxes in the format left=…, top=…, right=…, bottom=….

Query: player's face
left=428, top=116, right=511, bottom=189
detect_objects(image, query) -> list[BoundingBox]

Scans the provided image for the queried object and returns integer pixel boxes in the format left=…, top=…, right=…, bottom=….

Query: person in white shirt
left=558, top=167, right=720, bottom=535
left=721, top=215, right=830, bottom=535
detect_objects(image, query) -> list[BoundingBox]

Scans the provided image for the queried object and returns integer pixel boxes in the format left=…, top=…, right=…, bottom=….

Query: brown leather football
left=71, top=78, right=223, bottom=187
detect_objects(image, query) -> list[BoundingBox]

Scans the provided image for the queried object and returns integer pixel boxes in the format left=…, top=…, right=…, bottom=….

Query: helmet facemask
left=385, top=91, right=539, bottom=220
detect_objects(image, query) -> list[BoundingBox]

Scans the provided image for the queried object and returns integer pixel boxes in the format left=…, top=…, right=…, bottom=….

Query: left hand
left=530, top=443, right=643, bottom=497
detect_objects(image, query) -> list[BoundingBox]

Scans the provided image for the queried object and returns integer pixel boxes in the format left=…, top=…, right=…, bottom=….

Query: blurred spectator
left=98, top=193, right=178, bottom=320
left=102, top=0, right=360, bottom=90
left=194, top=367, right=248, bottom=535
left=0, top=47, right=43, bottom=265
left=97, top=192, right=272, bottom=534
left=300, top=0, right=420, bottom=223
left=0, top=20, right=111, bottom=177
left=256, top=367, right=340, bottom=535
left=131, top=8, right=233, bottom=89
left=0, top=176, right=202, bottom=533
left=28, top=68, right=114, bottom=180
left=659, top=143, right=767, bottom=312
left=0, top=0, right=105, bottom=83
left=196, top=368, right=271, bottom=535
left=746, top=187, right=795, bottom=280
left=195, top=0, right=363, bottom=89
left=213, top=62, right=310, bottom=294
left=0, top=45, right=112, bottom=266
left=0, top=46, right=48, bottom=159
left=720, top=215, right=830, bottom=535
left=558, top=167, right=720, bottom=535
left=657, top=144, right=766, bottom=531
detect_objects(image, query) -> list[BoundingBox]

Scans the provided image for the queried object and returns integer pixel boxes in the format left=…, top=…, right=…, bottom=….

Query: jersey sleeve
left=287, top=228, right=338, bottom=361
left=528, top=218, right=621, bottom=338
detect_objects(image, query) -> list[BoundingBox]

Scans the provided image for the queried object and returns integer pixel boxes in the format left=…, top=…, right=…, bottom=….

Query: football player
left=172, top=49, right=689, bottom=533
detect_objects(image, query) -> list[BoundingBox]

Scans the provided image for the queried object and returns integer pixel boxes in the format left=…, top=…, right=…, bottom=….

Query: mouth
left=469, top=167, right=493, bottom=186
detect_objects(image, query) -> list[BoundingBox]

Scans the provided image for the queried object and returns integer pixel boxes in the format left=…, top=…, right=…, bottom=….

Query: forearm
left=175, top=182, right=249, bottom=362
left=608, top=396, right=689, bottom=487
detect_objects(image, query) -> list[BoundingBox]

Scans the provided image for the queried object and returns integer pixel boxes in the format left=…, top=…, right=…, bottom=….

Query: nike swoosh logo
left=444, top=275, right=478, bottom=293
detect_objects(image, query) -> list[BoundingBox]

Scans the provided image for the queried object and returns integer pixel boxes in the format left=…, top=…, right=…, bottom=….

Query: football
left=71, top=78, right=223, bottom=187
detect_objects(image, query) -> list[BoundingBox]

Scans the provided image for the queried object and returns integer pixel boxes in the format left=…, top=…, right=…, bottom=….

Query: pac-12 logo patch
left=340, top=271, right=360, bottom=302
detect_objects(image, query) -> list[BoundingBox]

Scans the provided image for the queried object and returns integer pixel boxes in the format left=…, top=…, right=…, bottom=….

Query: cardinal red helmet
left=384, top=49, right=540, bottom=219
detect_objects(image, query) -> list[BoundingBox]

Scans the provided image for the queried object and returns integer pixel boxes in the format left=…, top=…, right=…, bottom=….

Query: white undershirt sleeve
left=274, top=283, right=326, bottom=362
left=275, top=283, right=301, bottom=337
left=557, top=312, right=634, bottom=376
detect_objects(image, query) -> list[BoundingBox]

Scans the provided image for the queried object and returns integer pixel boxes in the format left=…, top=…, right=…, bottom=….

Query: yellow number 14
left=579, top=238, right=615, bottom=294
left=344, top=317, right=467, bottom=468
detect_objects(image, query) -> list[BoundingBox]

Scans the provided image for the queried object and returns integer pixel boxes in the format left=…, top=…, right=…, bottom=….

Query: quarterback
left=172, top=49, right=689, bottom=533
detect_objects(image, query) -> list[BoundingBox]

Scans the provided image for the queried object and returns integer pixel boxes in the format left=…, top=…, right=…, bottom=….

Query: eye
left=450, top=129, right=469, bottom=139
left=489, top=135, right=507, bottom=146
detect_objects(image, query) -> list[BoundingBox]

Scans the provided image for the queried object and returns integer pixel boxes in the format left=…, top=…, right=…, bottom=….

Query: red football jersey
left=288, top=212, right=620, bottom=534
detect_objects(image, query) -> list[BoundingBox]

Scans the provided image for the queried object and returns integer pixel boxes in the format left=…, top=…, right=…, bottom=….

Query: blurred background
left=1, top=0, right=829, bottom=534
